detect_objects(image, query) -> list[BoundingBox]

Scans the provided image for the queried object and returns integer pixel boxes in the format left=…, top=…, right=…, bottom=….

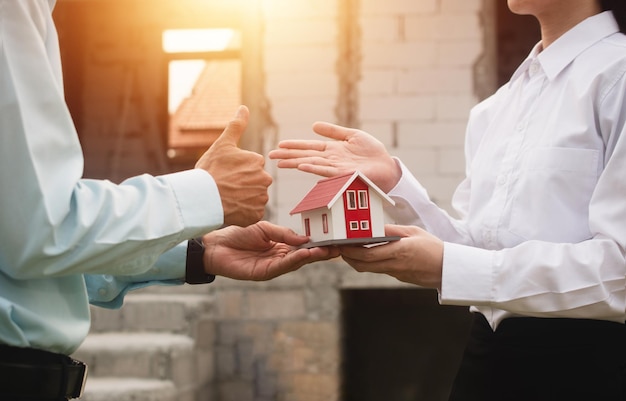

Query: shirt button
left=98, top=288, right=108, bottom=297
left=529, top=61, right=540, bottom=75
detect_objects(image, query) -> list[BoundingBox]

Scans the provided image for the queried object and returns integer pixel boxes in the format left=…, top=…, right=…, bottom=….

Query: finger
left=297, top=163, right=342, bottom=178
left=214, top=105, right=249, bottom=146
left=384, top=224, right=417, bottom=237
left=274, top=140, right=328, bottom=152
left=264, top=249, right=315, bottom=278
left=341, top=255, right=390, bottom=274
left=256, top=221, right=310, bottom=246
left=309, top=246, right=341, bottom=260
left=282, top=247, right=339, bottom=269
left=274, top=154, right=333, bottom=168
left=269, top=149, right=325, bottom=162
left=312, top=122, right=356, bottom=141
left=339, top=243, right=394, bottom=263
left=273, top=158, right=339, bottom=177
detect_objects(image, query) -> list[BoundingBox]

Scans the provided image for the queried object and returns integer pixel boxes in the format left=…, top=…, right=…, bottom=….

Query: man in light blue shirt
left=0, top=1, right=338, bottom=399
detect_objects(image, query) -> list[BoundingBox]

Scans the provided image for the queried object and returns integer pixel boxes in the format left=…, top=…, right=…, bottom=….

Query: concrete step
left=72, top=332, right=196, bottom=387
left=135, top=283, right=213, bottom=295
left=90, top=293, right=214, bottom=335
left=78, top=377, right=178, bottom=401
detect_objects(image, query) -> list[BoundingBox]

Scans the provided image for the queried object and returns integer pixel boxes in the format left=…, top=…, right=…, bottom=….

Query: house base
left=300, top=236, right=401, bottom=249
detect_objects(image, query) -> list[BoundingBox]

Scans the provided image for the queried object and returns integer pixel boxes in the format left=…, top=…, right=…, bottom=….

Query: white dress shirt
left=386, top=11, right=626, bottom=330
left=0, top=0, right=223, bottom=354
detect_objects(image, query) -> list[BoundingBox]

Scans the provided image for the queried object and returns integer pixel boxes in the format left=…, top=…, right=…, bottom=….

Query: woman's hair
left=600, top=0, right=626, bottom=33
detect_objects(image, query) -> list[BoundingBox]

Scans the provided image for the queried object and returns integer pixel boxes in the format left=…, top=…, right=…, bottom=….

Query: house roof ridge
left=289, top=170, right=394, bottom=215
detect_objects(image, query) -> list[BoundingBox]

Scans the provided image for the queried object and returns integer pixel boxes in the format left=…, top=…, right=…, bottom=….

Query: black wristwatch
left=185, top=237, right=215, bottom=284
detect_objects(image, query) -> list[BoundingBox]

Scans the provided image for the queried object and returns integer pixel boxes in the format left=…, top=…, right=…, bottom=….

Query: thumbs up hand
left=195, top=105, right=272, bottom=227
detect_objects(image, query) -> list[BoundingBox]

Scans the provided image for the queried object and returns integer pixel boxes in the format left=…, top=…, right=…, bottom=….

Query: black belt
left=0, top=344, right=87, bottom=400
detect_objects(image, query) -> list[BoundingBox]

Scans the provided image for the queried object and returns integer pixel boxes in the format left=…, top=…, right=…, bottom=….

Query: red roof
left=290, top=172, right=356, bottom=215
left=168, top=59, right=241, bottom=149
left=174, top=59, right=241, bottom=130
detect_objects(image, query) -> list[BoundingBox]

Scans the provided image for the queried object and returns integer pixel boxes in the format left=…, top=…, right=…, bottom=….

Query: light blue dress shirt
left=0, top=0, right=224, bottom=355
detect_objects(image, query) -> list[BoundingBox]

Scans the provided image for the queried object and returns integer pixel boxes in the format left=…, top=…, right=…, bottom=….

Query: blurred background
left=53, top=0, right=539, bottom=400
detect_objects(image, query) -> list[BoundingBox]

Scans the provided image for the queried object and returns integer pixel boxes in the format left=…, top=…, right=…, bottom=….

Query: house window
left=360, top=220, right=370, bottom=230
left=162, top=29, right=242, bottom=162
left=350, top=221, right=359, bottom=231
left=322, top=214, right=329, bottom=234
left=358, top=190, right=368, bottom=209
left=347, top=191, right=357, bottom=210
left=304, top=218, right=311, bottom=236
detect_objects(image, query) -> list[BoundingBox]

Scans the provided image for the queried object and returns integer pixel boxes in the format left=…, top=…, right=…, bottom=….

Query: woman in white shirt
left=270, top=0, right=626, bottom=399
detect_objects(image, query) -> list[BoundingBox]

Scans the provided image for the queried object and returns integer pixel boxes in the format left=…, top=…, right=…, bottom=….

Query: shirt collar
left=509, top=11, right=619, bottom=85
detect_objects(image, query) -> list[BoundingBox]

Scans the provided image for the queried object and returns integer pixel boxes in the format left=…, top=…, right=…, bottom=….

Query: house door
left=343, top=179, right=372, bottom=239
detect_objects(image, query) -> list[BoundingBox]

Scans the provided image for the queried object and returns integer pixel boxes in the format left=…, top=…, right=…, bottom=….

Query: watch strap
left=185, top=237, right=216, bottom=284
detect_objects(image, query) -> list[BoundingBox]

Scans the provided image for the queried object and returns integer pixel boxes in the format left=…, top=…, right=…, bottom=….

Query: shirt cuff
left=439, top=241, right=494, bottom=306
left=159, top=169, right=224, bottom=239
left=385, top=159, right=429, bottom=225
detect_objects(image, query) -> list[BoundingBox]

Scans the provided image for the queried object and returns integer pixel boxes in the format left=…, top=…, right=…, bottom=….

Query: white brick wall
left=262, top=0, right=485, bottom=229
left=211, top=3, right=487, bottom=400
left=263, top=0, right=339, bottom=230
left=361, top=0, right=438, bottom=15
left=357, top=0, right=481, bottom=214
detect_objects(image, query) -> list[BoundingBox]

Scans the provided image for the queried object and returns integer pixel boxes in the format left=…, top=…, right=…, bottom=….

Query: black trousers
left=448, top=314, right=626, bottom=401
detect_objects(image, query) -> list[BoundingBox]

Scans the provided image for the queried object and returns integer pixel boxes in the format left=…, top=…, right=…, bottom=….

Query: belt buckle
left=71, top=363, right=88, bottom=399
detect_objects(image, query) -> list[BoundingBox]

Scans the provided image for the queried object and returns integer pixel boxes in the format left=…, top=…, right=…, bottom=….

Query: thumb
left=384, top=224, right=416, bottom=237
left=214, top=105, right=249, bottom=146
left=312, top=121, right=354, bottom=141
left=256, top=221, right=309, bottom=246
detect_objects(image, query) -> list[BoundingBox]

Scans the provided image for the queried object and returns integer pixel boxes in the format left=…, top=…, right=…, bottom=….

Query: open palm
left=268, top=122, right=401, bottom=193
left=202, top=221, right=339, bottom=281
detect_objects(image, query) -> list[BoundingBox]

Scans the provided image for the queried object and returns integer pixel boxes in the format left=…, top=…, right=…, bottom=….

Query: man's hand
left=196, top=106, right=272, bottom=227
left=268, top=122, right=401, bottom=193
left=201, top=221, right=340, bottom=281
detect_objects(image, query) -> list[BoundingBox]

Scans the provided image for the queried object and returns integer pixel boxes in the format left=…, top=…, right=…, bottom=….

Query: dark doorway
left=341, top=289, right=473, bottom=401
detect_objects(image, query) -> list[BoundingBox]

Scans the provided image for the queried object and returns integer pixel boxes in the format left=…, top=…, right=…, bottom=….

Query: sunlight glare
left=162, top=28, right=235, bottom=53
left=168, top=60, right=206, bottom=114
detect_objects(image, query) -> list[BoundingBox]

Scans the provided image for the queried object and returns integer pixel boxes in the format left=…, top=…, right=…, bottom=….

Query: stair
left=74, top=288, right=216, bottom=401
left=79, top=378, right=177, bottom=401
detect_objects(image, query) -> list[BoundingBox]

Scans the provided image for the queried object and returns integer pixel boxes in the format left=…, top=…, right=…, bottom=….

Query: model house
left=290, top=171, right=395, bottom=246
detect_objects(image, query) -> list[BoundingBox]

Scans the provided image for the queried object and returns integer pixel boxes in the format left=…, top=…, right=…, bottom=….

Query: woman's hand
left=339, top=224, right=444, bottom=289
left=268, top=122, right=401, bottom=193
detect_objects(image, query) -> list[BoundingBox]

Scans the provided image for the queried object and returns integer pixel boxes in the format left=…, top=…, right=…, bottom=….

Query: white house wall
left=330, top=201, right=347, bottom=240
left=369, top=193, right=386, bottom=237
left=301, top=208, right=335, bottom=242
left=301, top=190, right=388, bottom=242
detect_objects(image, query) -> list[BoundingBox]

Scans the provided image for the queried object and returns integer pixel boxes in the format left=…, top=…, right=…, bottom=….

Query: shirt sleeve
left=386, top=159, right=473, bottom=245
left=388, top=74, right=626, bottom=323
left=85, top=241, right=188, bottom=309
left=440, top=72, right=626, bottom=322
left=0, top=1, right=224, bottom=280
